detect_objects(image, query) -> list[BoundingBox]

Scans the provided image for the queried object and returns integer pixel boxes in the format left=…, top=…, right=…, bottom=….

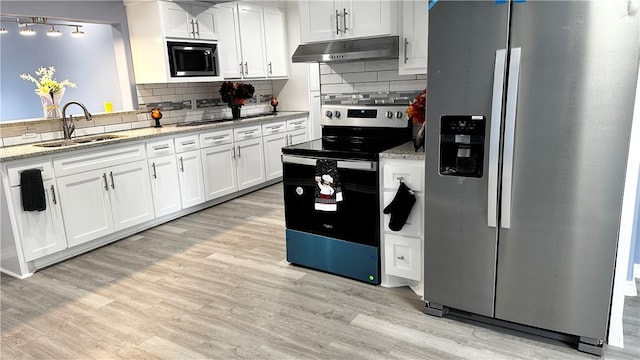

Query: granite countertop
left=380, top=141, right=425, bottom=161
left=0, top=111, right=307, bottom=162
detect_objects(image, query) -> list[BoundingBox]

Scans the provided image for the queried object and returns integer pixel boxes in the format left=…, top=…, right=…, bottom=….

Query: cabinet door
left=384, top=233, right=422, bottom=281
left=177, top=150, right=206, bottom=208
left=109, top=160, right=155, bottom=231
left=288, top=129, right=308, bottom=146
left=149, top=156, right=182, bottom=217
left=238, top=3, right=268, bottom=78
left=215, top=3, right=243, bottom=78
left=263, top=6, right=288, bottom=78
left=191, top=4, right=217, bottom=40
left=201, top=143, right=237, bottom=200
left=57, top=169, right=114, bottom=247
left=399, top=0, right=428, bottom=75
left=299, top=0, right=341, bottom=43
left=10, top=179, right=67, bottom=261
left=236, top=137, right=266, bottom=190
left=161, top=1, right=192, bottom=39
left=263, top=132, right=286, bottom=181
left=347, top=0, right=394, bottom=39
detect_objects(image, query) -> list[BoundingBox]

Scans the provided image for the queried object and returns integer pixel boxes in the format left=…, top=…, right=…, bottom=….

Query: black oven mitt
left=383, top=182, right=416, bottom=231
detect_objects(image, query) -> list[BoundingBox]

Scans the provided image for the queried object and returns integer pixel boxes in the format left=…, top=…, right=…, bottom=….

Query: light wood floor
left=1, top=184, right=639, bottom=359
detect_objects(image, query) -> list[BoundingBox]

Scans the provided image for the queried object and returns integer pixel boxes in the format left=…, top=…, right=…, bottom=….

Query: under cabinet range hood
left=292, top=36, right=399, bottom=63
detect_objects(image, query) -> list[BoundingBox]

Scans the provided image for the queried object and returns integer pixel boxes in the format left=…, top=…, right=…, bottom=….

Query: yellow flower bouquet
left=20, top=66, right=76, bottom=118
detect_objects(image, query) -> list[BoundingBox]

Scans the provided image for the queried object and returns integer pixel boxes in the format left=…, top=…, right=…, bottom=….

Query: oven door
left=282, top=154, right=379, bottom=247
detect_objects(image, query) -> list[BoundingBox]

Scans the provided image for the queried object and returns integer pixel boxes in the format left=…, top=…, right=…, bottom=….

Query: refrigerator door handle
left=487, top=49, right=507, bottom=228
left=501, top=47, right=522, bottom=229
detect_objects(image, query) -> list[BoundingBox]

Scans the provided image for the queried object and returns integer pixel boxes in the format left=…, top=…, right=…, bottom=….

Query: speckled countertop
left=379, top=141, right=425, bottom=161
left=0, top=112, right=307, bottom=162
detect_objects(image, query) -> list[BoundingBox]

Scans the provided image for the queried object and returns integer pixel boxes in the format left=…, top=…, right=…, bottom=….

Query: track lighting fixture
left=0, top=16, right=85, bottom=37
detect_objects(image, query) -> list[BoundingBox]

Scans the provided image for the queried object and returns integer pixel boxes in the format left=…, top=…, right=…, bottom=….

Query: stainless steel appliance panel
left=494, top=1, right=640, bottom=340
left=424, top=1, right=509, bottom=317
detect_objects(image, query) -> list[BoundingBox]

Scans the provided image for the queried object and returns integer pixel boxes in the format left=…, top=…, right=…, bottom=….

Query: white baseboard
left=0, top=267, right=33, bottom=279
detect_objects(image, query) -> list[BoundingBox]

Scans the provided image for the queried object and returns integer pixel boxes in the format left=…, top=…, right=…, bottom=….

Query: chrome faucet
left=61, top=101, right=92, bottom=140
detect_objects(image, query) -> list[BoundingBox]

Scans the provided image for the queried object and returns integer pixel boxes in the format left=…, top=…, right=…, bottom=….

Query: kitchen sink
left=34, top=134, right=127, bottom=148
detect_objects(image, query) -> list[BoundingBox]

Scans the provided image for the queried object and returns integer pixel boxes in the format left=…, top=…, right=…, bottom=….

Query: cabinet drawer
left=262, top=121, right=286, bottom=135
left=286, top=117, right=306, bottom=131
left=200, top=129, right=233, bottom=148
left=384, top=234, right=421, bottom=281
left=383, top=191, right=423, bottom=237
left=234, top=125, right=262, bottom=141
left=146, top=138, right=176, bottom=158
left=175, top=134, right=199, bottom=153
left=7, top=160, right=55, bottom=187
left=53, top=144, right=146, bottom=177
left=382, top=162, right=424, bottom=192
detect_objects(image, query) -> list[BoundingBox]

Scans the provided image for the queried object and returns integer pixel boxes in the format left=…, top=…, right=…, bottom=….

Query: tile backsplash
left=0, top=80, right=275, bottom=147
left=320, top=59, right=426, bottom=97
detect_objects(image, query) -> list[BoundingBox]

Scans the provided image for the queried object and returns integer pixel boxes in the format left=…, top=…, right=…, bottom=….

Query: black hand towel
left=20, top=169, right=46, bottom=212
left=383, top=182, right=416, bottom=231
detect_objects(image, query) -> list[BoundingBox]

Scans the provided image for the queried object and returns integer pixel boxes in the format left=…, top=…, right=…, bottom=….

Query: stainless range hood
left=292, top=36, right=399, bottom=63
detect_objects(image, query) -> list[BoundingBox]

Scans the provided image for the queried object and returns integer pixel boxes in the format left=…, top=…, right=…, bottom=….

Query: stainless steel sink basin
left=35, top=134, right=127, bottom=148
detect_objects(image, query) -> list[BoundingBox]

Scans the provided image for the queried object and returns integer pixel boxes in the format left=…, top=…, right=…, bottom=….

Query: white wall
left=272, top=0, right=311, bottom=112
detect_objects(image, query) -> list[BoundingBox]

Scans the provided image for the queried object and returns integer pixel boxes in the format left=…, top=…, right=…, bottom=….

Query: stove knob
left=325, top=111, right=333, bottom=118
left=396, top=111, right=404, bottom=119
left=334, top=111, right=341, bottom=118
left=385, top=111, right=393, bottom=119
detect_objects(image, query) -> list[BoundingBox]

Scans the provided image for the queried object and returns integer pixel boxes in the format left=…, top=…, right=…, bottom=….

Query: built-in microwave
left=167, top=41, right=219, bottom=77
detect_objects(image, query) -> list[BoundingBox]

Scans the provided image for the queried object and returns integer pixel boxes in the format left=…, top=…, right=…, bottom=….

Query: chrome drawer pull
left=50, top=185, right=57, bottom=204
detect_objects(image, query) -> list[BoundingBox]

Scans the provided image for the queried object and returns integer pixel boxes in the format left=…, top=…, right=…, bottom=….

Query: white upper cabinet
left=263, top=6, right=289, bottom=78
left=238, top=3, right=269, bottom=78
left=125, top=0, right=221, bottom=83
left=160, top=1, right=218, bottom=40
left=299, top=0, right=397, bottom=43
left=215, top=1, right=288, bottom=79
left=399, top=0, right=428, bottom=75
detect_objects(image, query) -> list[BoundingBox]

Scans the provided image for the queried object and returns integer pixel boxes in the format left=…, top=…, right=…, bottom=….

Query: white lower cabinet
left=262, top=121, right=286, bottom=180
left=10, top=178, right=67, bottom=261
left=201, top=130, right=237, bottom=201
left=380, top=157, right=425, bottom=293
left=148, top=155, right=182, bottom=217
left=55, top=145, right=154, bottom=247
left=176, top=149, right=206, bottom=208
left=235, top=135, right=265, bottom=190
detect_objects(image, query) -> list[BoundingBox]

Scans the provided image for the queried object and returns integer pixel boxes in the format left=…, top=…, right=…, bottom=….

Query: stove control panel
left=321, top=105, right=409, bottom=128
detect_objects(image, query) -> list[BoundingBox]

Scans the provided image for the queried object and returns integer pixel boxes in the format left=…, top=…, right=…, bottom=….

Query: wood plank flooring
left=2, top=184, right=639, bottom=359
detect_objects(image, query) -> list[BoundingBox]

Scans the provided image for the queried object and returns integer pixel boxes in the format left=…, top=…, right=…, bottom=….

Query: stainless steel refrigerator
left=423, top=0, right=639, bottom=355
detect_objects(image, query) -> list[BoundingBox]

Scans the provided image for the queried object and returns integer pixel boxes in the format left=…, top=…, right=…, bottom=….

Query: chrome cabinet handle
left=195, top=19, right=200, bottom=37
left=335, top=10, right=341, bottom=34
left=109, top=171, right=115, bottom=189
left=397, top=255, right=405, bottom=261
left=244, top=62, right=248, bottom=75
left=237, top=145, right=241, bottom=158
left=240, top=63, right=244, bottom=75
left=154, top=145, right=170, bottom=151
left=487, top=49, right=507, bottom=228
left=289, top=134, right=293, bottom=145
left=343, top=8, right=348, bottom=32
left=404, top=38, right=409, bottom=64
left=182, top=140, right=196, bottom=146
left=231, top=146, right=236, bottom=159
left=50, top=185, right=57, bottom=205
left=190, top=19, right=196, bottom=37
left=268, top=62, right=272, bottom=75
left=103, top=173, right=109, bottom=191
left=152, top=163, right=157, bottom=179
left=179, top=157, right=184, bottom=172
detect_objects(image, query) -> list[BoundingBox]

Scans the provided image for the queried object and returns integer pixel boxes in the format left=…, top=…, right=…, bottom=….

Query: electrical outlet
left=21, top=130, right=37, bottom=139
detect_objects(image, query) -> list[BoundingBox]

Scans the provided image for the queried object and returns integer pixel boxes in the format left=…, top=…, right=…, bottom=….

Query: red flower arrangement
left=219, top=81, right=255, bottom=107
left=406, top=88, right=426, bottom=125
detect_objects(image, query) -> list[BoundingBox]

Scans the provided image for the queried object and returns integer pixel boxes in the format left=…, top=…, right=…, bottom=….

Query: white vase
left=39, top=87, right=65, bottom=119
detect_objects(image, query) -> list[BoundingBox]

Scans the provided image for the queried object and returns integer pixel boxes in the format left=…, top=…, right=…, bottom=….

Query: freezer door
left=424, top=0, right=508, bottom=317
left=494, top=1, right=639, bottom=340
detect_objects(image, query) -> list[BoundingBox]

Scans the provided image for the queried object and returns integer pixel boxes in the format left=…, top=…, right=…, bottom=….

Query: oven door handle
left=282, top=154, right=377, bottom=171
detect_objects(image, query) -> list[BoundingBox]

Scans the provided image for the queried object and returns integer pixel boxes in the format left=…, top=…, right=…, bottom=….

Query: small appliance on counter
left=282, top=104, right=411, bottom=284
